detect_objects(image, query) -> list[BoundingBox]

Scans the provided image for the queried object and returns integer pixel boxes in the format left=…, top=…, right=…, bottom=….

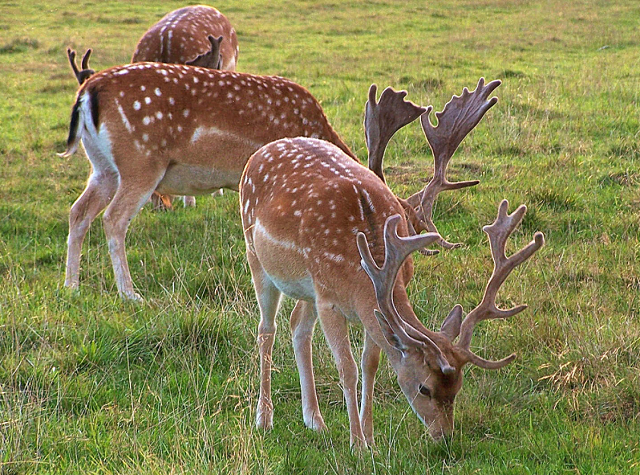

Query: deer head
left=357, top=200, right=544, bottom=439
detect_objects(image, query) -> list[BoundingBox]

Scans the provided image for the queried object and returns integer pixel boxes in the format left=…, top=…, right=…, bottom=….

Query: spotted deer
left=132, top=5, right=239, bottom=70
left=132, top=4, right=241, bottom=209
left=239, top=79, right=544, bottom=447
left=59, top=62, right=355, bottom=301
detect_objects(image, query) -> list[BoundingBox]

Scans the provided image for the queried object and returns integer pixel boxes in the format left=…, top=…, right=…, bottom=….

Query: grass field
left=1, top=0, right=639, bottom=473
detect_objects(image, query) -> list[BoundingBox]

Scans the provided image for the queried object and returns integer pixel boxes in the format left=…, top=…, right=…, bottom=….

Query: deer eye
left=418, top=384, right=431, bottom=397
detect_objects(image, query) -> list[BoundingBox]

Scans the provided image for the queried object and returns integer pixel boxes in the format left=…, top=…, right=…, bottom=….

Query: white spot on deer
left=169, top=97, right=175, bottom=106
left=183, top=109, right=190, bottom=118
left=133, top=101, right=141, bottom=111
left=140, top=85, right=146, bottom=91
left=155, top=111, right=163, bottom=120
left=154, top=88, right=162, bottom=96
left=142, top=133, right=149, bottom=142
left=144, top=97, right=151, bottom=105
left=142, top=116, right=151, bottom=126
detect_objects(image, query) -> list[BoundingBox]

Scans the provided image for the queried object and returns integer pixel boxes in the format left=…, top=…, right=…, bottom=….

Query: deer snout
left=427, top=408, right=454, bottom=441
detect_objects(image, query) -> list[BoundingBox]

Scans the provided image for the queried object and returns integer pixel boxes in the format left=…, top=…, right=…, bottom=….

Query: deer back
left=132, top=5, right=239, bottom=70
left=62, top=63, right=354, bottom=191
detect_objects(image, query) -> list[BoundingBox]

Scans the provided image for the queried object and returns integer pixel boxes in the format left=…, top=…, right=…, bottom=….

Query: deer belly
left=268, top=274, right=315, bottom=301
left=157, top=164, right=241, bottom=195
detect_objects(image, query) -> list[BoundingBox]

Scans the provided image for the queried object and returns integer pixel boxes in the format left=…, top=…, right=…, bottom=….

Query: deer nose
left=429, top=426, right=453, bottom=442
left=428, top=418, right=454, bottom=441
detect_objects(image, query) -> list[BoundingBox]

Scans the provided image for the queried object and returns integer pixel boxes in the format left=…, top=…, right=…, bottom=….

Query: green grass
left=1, top=0, right=639, bottom=473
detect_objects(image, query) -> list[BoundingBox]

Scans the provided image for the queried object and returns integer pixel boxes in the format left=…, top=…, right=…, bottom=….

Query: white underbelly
left=268, top=274, right=316, bottom=301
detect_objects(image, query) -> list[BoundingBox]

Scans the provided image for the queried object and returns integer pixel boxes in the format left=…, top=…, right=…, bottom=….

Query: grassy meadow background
left=1, top=0, right=639, bottom=473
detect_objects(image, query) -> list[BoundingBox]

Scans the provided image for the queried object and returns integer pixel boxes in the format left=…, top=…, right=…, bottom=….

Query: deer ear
left=440, top=304, right=463, bottom=341
left=374, top=309, right=407, bottom=355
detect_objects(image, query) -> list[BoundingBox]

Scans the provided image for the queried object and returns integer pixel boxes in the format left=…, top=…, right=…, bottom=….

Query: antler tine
left=357, top=216, right=456, bottom=372
left=406, top=78, right=501, bottom=248
left=365, top=84, right=427, bottom=183
left=357, top=215, right=440, bottom=298
left=81, top=48, right=92, bottom=70
left=67, top=47, right=94, bottom=85
left=67, top=48, right=80, bottom=82
left=456, top=200, right=545, bottom=367
left=186, top=35, right=224, bottom=69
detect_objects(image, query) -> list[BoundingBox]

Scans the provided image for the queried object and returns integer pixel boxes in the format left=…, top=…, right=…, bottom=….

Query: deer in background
left=132, top=4, right=241, bottom=209
left=132, top=5, right=239, bottom=71
left=59, top=62, right=356, bottom=301
left=239, top=79, right=544, bottom=447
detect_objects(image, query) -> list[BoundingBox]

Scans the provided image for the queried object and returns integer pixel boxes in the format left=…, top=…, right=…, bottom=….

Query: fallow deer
left=132, top=5, right=241, bottom=209
left=239, top=79, right=544, bottom=447
left=59, top=63, right=356, bottom=301
left=132, top=5, right=239, bottom=71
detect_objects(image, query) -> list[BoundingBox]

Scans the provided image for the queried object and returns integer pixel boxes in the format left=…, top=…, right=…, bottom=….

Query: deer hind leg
left=101, top=173, right=163, bottom=301
left=65, top=171, right=119, bottom=290
left=289, top=300, right=326, bottom=432
left=360, top=331, right=381, bottom=446
left=150, top=191, right=174, bottom=211
left=316, top=297, right=367, bottom=449
left=246, top=252, right=282, bottom=430
left=182, top=195, right=196, bottom=207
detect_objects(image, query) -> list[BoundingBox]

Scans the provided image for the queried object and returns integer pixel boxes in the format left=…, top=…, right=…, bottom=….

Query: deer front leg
left=360, top=332, right=381, bottom=446
left=289, top=300, right=326, bottom=431
left=246, top=252, right=282, bottom=430
left=317, top=298, right=367, bottom=449
left=66, top=171, right=118, bottom=290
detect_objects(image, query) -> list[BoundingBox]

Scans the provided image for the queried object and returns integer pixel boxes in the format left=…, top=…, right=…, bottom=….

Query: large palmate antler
left=67, top=48, right=94, bottom=85
left=356, top=215, right=455, bottom=373
left=406, top=78, right=501, bottom=248
left=364, top=84, right=426, bottom=183
left=456, top=200, right=545, bottom=369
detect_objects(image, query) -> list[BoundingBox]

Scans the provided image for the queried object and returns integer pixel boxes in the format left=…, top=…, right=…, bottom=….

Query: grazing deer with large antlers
left=133, top=4, right=241, bottom=209
left=59, top=62, right=355, bottom=301
left=240, top=79, right=544, bottom=447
